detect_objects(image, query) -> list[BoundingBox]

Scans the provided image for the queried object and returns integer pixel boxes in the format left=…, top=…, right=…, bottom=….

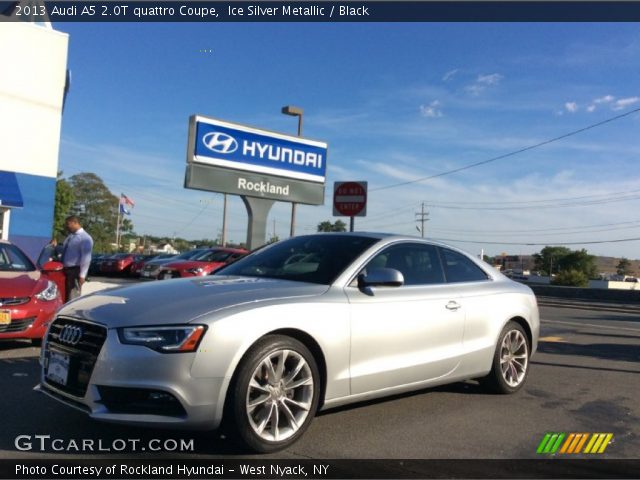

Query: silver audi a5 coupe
left=39, top=233, right=539, bottom=452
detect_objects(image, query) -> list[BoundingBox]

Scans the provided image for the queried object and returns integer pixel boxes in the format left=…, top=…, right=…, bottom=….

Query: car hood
left=0, top=271, right=42, bottom=298
left=144, top=258, right=177, bottom=267
left=58, top=276, right=329, bottom=328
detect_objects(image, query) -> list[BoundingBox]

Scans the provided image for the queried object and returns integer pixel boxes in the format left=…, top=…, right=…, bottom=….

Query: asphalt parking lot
left=0, top=305, right=638, bottom=461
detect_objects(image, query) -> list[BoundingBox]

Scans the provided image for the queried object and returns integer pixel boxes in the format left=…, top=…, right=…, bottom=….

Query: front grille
left=0, top=317, right=35, bottom=333
left=44, top=317, right=107, bottom=397
left=0, top=297, right=30, bottom=307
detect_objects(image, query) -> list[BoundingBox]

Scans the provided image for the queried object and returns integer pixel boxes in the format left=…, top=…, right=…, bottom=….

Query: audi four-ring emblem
left=59, top=325, right=83, bottom=345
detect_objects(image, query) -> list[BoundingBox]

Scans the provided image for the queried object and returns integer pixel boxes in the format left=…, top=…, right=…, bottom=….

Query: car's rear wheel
left=229, top=335, right=320, bottom=453
left=481, top=321, right=530, bottom=394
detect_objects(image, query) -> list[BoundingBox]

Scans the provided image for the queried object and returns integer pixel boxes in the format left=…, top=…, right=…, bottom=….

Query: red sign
left=333, top=181, right=367, bottom=217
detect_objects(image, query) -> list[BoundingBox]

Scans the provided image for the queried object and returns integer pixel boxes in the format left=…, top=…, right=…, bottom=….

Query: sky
left=55, top=22, right=640, bottom=258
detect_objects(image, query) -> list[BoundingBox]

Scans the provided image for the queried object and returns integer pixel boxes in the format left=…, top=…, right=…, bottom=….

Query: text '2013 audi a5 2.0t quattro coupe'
left=38, top=233, right=539, bottom=452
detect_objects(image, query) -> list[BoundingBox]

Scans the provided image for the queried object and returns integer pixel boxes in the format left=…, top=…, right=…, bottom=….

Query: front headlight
left=35, top=281, right=59, bottom=302
left=186, top=267, right=204, bottom=275
left=118, top=325, right=206, bottom=353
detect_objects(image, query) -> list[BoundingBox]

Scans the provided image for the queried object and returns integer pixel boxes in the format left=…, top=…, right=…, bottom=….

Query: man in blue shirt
left=61, top=216, right=93, bottom=302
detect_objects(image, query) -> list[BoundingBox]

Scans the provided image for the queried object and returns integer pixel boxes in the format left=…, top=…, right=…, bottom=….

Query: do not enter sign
left=333, top=181, right=368, bottom=217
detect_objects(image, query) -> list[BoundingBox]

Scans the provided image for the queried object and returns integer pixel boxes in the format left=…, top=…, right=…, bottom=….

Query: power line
left=422, top=193, right=640, bottom=210
left=370, top=106, right=640, bottom=192
left=430, top=236, right=640, bottom=246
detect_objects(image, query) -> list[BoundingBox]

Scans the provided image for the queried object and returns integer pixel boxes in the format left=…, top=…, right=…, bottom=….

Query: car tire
left=481, top=321, right=530, bottom=394
left=228, top=335, right=320, bottom=453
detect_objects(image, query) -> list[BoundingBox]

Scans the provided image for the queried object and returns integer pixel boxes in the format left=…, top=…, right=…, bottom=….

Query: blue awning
left=0, top=171, right=24, bottom=208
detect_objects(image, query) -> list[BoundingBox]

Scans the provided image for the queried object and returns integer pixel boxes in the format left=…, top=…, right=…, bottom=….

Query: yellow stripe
left=590, top=434, right=606, bottom=454
left=598, top=434, right=613, bottom=453
left=574, top=433, right=589, bottom=454
left=560, top=434, right=576, bottom=454
left=584, top=434, right=599, bottom=453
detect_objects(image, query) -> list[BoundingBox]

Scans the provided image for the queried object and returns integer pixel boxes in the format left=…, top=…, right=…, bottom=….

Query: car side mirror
left=358, top=268, right=404, bottom=289
left=41, top=261, right=64, bottom=272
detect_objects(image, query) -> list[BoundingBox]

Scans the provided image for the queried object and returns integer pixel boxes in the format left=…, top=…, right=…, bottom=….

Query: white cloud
left=419, top=100, right=443, bottom=118
left=442, top=69, right=459, bottom=81
left=594, top=95, right=615, bottom=104
left=613, top=96, right=640, bottom=111
left=465, top=73, right=503, bottom=95
left=587, top=105, right=596, bottom=113
left=565, top=102, right=579, bottom=113
left=477, top=73, right=503, bottom=85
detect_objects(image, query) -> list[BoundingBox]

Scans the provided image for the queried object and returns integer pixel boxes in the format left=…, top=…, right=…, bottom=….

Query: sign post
left=333, top=181, right=368, bottom=232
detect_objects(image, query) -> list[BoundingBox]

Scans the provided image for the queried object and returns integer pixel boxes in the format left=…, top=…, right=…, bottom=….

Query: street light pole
left=282, top=105, right=303, bottom=238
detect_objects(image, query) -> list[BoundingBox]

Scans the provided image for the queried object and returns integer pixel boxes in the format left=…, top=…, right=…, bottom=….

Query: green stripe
left=550, top=433, right=566, bottom=453
left=543, top=434, right=559, bottom=453
left=537, top=433, right=553, bottom=454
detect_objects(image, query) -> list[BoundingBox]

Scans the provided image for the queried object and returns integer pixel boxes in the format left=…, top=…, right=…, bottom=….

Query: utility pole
left=221, top=194, right=228, bottom=247
left=282, top=106, right=303, bottom=237
left=415, top=203, right=429, bottom=238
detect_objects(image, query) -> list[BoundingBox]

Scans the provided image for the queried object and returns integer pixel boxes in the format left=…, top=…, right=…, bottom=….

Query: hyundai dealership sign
left=185, top=115, right=327, bottom=205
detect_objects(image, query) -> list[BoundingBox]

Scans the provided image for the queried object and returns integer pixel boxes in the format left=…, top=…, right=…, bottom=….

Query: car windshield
left=0, top=243, right=36, bottom=272
left=177, top=249, right=206, bottom=260
left=217, top=235, right=378, bottom=285
left=194, top=250, right=233, bottom=262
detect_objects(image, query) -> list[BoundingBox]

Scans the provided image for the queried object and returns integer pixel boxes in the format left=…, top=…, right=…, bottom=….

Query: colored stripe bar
left=584, top=433, right=599, bottom=453
left=598, top=434, right=614, bottom=453
left=550, top=433, right=566, bottom=453
left=544, top=434, right=559, bottom=453
left=537, top=433, right=553, bottom=454
left=574, top=433, right=589, bottom=453
left=560, top=434, right=576, bottom=454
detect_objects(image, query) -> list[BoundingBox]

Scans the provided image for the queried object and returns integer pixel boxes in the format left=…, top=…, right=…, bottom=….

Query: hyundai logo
left=202, top=132, right=238, bottom=154
left=59, top=325, right=83, bottom=345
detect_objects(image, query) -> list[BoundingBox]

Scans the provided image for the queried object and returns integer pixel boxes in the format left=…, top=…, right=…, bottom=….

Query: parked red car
left=128, top=254, right=160, bottom=277
left=157, top=248, right=248, bottom=279
left=100, top=253, right=137, bottom=275
left=0, top=241, right=64, bottom=344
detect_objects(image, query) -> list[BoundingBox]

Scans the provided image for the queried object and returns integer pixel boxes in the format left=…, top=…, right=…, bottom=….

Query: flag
left=119, top=194, right=135, bottom=215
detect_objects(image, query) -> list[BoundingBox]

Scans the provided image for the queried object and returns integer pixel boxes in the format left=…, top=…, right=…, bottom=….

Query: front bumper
left=38, top=321, right=227, bottom=430
left=0, top=299, right=60, bottom=340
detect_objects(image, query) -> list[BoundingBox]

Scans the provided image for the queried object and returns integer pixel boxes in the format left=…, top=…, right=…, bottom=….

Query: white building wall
left=0, top=21, right=68, bottom=179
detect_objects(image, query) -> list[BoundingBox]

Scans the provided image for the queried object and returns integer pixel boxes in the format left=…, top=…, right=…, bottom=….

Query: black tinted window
left=364, top=243, right=445, bottom=286
left=218, top=235, right=378, bottom=285
left=0, top=244, right=35, bottom=272
left=440, top=248, right=489, bottom=283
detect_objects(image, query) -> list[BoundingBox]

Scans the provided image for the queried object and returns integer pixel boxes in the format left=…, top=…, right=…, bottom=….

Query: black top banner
left=3, top=1, right=640, bottom=22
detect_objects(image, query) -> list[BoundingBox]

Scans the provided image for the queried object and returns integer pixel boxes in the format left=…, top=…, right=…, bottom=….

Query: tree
left=616, top=257, right=633, bottom=276
left=557, top=249, right=597, bottom=279
left=52, top=171, right=75, bottom=242
left=533, top=246, right=571, bottom=275
left=68, top=172, right=134, bottom=252
left=317, top=220, right=347, bottom=232
left=552, top=269, right=589, bottom=287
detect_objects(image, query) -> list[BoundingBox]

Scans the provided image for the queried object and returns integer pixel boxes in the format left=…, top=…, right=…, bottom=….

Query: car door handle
left=445, top=301, right=461, bottom=311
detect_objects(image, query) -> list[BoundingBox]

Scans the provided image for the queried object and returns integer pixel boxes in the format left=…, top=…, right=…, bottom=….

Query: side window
left=361, top=243, right=445, bottom=286
left=440, top=248, right=490, bottom=283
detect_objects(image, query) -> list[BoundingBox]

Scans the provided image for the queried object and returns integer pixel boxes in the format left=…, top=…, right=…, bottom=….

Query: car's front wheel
left=481, top=321, right=530, bottom=394
left=229, top=335, right=320, bottom=453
